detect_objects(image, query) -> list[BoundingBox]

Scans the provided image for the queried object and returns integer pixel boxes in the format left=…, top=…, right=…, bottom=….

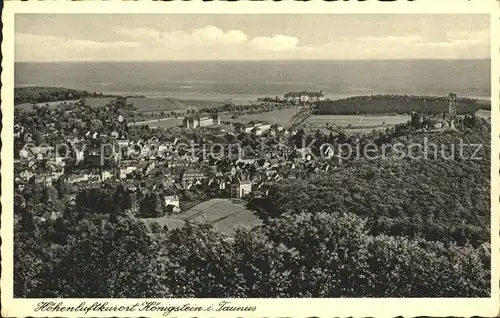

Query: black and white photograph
left=2, top=2, right=499, bottom=317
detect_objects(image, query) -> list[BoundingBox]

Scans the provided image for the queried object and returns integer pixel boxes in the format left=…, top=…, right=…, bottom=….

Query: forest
left=14, top=87, right=116, bottom=105
left=14, top=127, right=491, bottom=298
left=15, top=194, right=489, bottom=298
left=314, top=95, right=490, bottom=115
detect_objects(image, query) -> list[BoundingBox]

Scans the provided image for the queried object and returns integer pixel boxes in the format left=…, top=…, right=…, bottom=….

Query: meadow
left=16, top=97, right=229, bottom=113
left=220, top=107, right=303, bottom=127
left=305, top=114, right=410, bottom=132
left=136, top=118, right=184, bottom=129
left=475, top=110, right=491, bottom=121
left=15, top=100, right=80, bottom=110
left=140, top=198, right=261, bottom=236
left=84, top=97, right=228, bottom=112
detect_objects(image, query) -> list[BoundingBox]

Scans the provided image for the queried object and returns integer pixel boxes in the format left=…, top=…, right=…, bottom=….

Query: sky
left=15, top=14, right=490, bottom=61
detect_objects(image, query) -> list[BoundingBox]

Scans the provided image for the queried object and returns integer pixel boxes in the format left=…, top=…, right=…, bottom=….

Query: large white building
left=284, top=91, right=325, bottom=103
left=235, top=120, right=272, bottom=135
left=230, top=179, right=252, bottom=198
left=183, top=114, right=221, bottom=129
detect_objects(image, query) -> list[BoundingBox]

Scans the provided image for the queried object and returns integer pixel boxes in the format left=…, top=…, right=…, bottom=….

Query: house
left=434, top=122, right=443, bottom=129
left=101, top=170, right=114, bottom=181
left=14, top=124, right=24, bottom=138
left=199, top=117, right=214, bottom=127
left=119, top=165, right=137, bottom=179
left=20, top=145, right=54, bottom=161
left=20, top=170, right=35, bottom=182
left=234, top=123, right=254, bottom=134
left=323, top=145, right=336, bottom=159
left=296, top=148, right=312, bottom=161
left=67, top=173, right=90, bottom=184
left=166, top=204, right=181, bottom=214
left=51, top=166, right=65, bottom=180
left=39, top=211, right=61, bottom=223
left=251, top=121, right=271, bottom=133
left=164, top=195, right=180, bottom=208
left=230, top=178, right=252, bottom=198
left=269, top=124, right=285, bottom=136
left=251, top=126, right=267, bottom=136
left=123, top=183, right=138, bottom=192
left=284, top=91, right=325, bottom=102
left=235, top=120, right=272, bottom=134
left=88, top=174, right=102, bottom=183
left=205, top=125, right=223, bottom=134
left=181, top=168, right=207, bottom=182
left=117, top=139, right=130, bottom=148
left=34, top=173, right=53, bottom=185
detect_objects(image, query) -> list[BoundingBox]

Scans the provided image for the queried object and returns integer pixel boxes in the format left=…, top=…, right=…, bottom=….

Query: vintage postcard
left=1, top=0, right=499, bottom=317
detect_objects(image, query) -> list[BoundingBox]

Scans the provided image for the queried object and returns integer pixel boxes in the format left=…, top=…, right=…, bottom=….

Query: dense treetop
left=14, top=86, right=118, bottom=105
left=315, top=95, right=490, bottom=115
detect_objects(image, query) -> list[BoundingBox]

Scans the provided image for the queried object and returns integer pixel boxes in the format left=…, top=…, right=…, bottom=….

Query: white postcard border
left=2, top=1, right=499, bottom=317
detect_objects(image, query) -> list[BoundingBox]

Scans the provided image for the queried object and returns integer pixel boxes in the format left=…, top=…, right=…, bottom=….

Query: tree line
left=314, top=95, right=490, bottom=115
left=14, top=87, right=117, bottom=105
left=15, top=203, right=489, bottom=298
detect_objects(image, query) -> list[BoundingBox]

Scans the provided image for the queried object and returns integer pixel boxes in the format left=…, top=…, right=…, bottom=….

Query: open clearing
left=15, top=100, right=81, bottom=110
left=139, top=198, right=261, bottom=236
left=17, top=97, right=229, bottom=112
left=136, top=118, right=184, bottom=129
left=84, top=97, right=228, bottom=112
left=220, top=107, right=303, bottom=127
left=475, top=110, right=491, bottom=121
left=305, top=115, right=410, bottom=131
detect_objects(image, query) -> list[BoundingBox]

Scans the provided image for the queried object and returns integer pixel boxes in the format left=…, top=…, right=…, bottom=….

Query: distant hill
left=314, top=94, right=490, bottom=115
left=14, top=87, right=229, bottom=112
left=84, top=97, right=230, bottom=112
left=14, top=86, right=117, bottom=105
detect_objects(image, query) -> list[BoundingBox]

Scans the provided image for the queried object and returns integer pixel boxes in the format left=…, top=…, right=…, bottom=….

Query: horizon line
left=15, top=57, right=491, bottom=63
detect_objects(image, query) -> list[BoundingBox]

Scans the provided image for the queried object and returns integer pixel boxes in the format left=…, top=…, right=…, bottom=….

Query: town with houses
left=14, top=90, right=343, bottom=224
left=15, top=88, right=480, bottom=228
left=14, top=89, right=482, bottom=224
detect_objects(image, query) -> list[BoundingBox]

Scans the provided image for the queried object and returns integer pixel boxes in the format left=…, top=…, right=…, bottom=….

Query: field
left=220, top=107, right=303, bottom=127
left=475, top=110, right=491, bottom=121
left=304, top=114, right=410, bottom=132
left=84, top=97, right=228, bottom=112
left=15, top=100, right=81, bottom=110
left=130, top=118, right=184, bottom=129
left=16, top=97, right=229, bottom=113
left=139, top=198, right=262, bottom=236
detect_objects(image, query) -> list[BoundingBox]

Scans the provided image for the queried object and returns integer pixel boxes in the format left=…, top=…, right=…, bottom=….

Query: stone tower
left=448, top=93, right=457, bottom=118
left=448, top=93, right=458, bottom=131
left=213, top=113, right=221, bottom=125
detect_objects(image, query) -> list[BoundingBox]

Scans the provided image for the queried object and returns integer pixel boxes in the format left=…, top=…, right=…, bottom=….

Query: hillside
left=250, top=130, right=491, bottom=248
left=14, top=86, right=116, bottom=105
